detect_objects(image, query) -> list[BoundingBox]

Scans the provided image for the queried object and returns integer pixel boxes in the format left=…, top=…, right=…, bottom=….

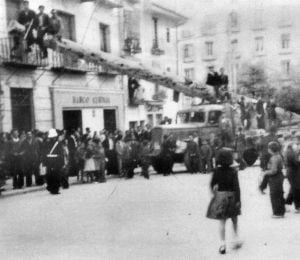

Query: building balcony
left=0, top=37, right=47, bottom=69
left=50, top=50, right=98, bottom=74
left=151, top=39, right=165, bottom=56
left=123, top=37, right=142, bottom=55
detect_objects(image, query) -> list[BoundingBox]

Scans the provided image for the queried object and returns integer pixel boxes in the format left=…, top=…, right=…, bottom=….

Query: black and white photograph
left=1, top=0, right=300, bottom=259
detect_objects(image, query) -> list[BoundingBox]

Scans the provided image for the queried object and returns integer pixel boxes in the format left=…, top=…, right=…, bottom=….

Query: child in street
left=207, top=148, right=242, bottom=254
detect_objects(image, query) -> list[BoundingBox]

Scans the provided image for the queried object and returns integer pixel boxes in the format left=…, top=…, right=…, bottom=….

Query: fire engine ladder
left=47, top=38, right=212, bottom=99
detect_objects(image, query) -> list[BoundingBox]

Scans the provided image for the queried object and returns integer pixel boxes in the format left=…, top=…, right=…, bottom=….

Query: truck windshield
left=177, top=111, right=205, bottom=123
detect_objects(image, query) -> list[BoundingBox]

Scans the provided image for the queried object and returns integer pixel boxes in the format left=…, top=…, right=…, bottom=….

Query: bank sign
left=72, top=96, right=110, bottom=105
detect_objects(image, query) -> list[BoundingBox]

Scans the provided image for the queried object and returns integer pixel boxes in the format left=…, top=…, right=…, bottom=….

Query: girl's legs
left=232, top=216, right=243, bottom=249
left=219, top=219, right=226, bottom=254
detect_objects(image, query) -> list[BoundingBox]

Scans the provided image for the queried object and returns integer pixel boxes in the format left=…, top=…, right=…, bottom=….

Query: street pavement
left=0, top=165, right=299, bottom=260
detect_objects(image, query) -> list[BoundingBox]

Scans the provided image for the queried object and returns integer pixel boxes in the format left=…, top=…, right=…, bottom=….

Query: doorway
left=63, top=110, right=82, bottom=131
left=10, top=88, right=33, bottom=131
left=104, top=109, right=116, bottom=133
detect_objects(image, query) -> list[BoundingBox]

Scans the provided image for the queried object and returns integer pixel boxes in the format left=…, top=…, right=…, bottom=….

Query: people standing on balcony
left=206, top=66, right=220, bottom=100
left=48, top=9, right=62, bottom=39
left=36, top=5, right=49, bottom=58
left=17, top=0, right=37, bottom=53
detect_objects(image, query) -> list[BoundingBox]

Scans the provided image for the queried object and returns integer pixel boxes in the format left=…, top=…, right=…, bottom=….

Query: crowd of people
left=11, top=1, right=62, bottom=59
left=0, top=124, right=153, bottom=194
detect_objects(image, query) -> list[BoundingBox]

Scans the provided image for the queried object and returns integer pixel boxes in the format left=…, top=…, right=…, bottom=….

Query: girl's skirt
left=207, top=191, right=240, bottom=220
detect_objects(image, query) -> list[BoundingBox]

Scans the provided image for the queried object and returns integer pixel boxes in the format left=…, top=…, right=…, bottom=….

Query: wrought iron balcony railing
left=0, top=37, right=47, bottom=68
left=123, top=37, right=142, bottom=55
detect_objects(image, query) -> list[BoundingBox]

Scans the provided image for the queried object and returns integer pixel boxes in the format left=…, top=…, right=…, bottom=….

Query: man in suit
left=17, top=0, right=37, bottom=52
left=206, top=66, right=220, bottom=100
left=36, top=5, right=49, bottom=58
left=20, top=131, right=40, bottom=187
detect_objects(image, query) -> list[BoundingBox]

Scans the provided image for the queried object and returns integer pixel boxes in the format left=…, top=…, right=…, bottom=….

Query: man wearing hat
left=17, top=1, right=37, bottom=52
left=36, top=5, right=49, bottom=58
left=43, top=129, right=64, bottom=195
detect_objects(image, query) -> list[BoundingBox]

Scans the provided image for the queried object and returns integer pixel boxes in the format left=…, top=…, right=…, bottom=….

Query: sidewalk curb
left=0, top=181, right=84, bottom=199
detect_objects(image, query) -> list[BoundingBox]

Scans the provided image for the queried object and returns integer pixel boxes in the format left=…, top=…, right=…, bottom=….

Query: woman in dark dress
left=207, top=148, right=242, bottom=254
left=262, top=142, right=285, bottom=217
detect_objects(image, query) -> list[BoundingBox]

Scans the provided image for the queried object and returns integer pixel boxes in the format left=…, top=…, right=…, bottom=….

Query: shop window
left=57, top=11, right=76, bottom=41
left=100, top=23, right=111, bottom=53
left=281, top=34, right=290, bottom=49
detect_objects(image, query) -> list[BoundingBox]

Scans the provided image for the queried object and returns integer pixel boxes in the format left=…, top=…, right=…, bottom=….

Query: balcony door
left=5, top=0, right=20, bottom=24
left=57, top=11, right=76, bottom=41
left=10, top=88, right=33, bottom=131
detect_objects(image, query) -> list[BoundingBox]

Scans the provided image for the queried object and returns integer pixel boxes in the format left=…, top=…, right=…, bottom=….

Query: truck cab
left=151, top=104, right=231, bottom=172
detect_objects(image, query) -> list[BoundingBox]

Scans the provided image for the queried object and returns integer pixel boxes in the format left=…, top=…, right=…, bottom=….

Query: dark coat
left=18, top=10, right=37, bottom=27
left=211, top=166, right=241, bottom=202
left=36, top=13, right=50, bottom=29
left=206, top=72, right=219, bottom=87
left=20, top=139, right=39, bottom=164
left=219, top=74, right=229, bottom=88
left=43, top=140, right=65, bottom=170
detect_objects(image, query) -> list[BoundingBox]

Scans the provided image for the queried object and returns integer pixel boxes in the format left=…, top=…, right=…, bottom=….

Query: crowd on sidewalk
left=0, top=124, right=153, bottom=195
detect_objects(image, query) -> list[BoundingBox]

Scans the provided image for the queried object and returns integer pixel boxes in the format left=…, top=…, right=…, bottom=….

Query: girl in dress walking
left=207, top=148, right=242, bottom=254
